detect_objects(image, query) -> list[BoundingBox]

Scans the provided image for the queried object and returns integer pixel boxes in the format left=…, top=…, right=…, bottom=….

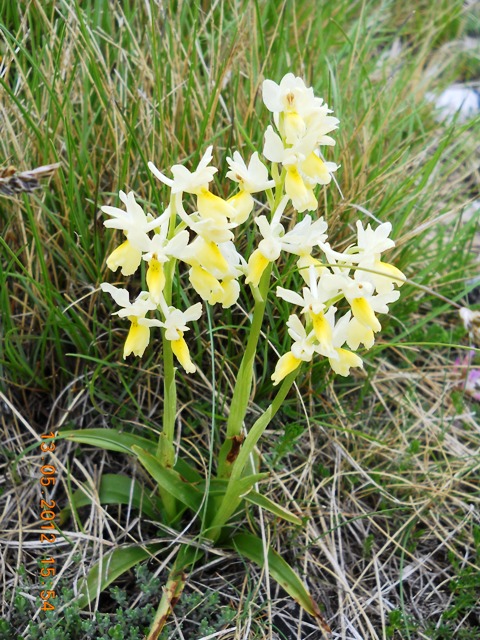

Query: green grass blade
left=76, top=543, right=162, bottom=610
left=59, top=428, right=157, bottom=455
left=231, top=532, right=330, bottom=633
left=244, top=491, right=303, bottom=526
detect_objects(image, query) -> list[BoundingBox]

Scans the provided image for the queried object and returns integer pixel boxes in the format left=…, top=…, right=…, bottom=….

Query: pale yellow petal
left=297, top=254, right=324, bottom=283
left=271, top=352, right=301, bottom=386
left=245, top=249, right=270, bottom=287
left=285, top=167, right=317, bottom=212
left=194, top=239, right=229, bottom=274
left=311, top=311, right=332, bottom=344
left=283, top=111, right=306, bottom=143
left=373, top=260, right=406, bottom=293
left=171, top=336, right=196, bottom=373
left=123, top=319, right=150, bottom=358
left=189, top=266, right=223, bottom=301
left=197, top=189, right=235, bottom=221
left=209, top=278, right=240, bottom=308
left=227, top=190, right=254, bottom=223
left=300, top=153, right=331, bottom=184
left=106, top=240, right=142, bottom=276
left=329, top=348, right=363, bottom=376
left=146, top=258, right=165, bottom=302
left=350, top=297, right=381, bottom=332
left=346, top=317, right=375, bottom=350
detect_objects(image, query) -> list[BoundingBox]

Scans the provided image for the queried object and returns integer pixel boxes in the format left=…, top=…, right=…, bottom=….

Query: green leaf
left=244, top=491, right=303, bottom=526
left=231, top=532, right=330, bottom=633
left=174, top=456, right=203, bottom=483
left=59, top=428, right=157, bottom=455
left=201, top=473, right=269, bottom=497
left=132, top=446, right=202, bottom=512
left=60, top=474, right=162, bottom=524
left=76, top=544, right=162, bottom=609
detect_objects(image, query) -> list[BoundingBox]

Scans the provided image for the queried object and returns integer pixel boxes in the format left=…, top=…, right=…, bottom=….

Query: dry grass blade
left=0, top=162, right=61, bottom=196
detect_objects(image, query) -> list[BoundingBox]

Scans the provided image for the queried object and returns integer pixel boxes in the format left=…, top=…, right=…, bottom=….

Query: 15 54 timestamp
left=38, top=431, right=59, bottom=612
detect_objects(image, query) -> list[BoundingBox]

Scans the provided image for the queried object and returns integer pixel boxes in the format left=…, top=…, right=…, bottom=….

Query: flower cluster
left=271, top=220, right=405, bottom=384
left=100, top=145, right=275, bottom=370
left=262, top=73, right=339, bottom=212
left=100, top=73, right=404, bottom=382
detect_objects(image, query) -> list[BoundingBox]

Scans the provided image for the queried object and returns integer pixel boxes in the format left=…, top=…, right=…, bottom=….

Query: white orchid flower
left=102, top=191, right=164, bottom=243
left=102, top=192, right=167, bottom=276
left=327, top=309, right=363, bottom=376
left=226, top=151, right=275, bottom=193
left=157, top=301, right=203, bottom=373
left=148, top=146, right=217, bottom=195
left=100, top=283, right=161, bottom=358
left=271, top=314, right=317, bottom=386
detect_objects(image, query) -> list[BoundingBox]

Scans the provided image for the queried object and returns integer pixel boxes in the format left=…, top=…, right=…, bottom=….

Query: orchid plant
left=62, top=73, right=405, bottom=638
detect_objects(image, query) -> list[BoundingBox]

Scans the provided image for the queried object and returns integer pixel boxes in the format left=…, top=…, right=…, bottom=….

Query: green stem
left=217, top=263, right=272, bottom=476
left=157, top=201, right=178, bottom=481
left=227, top=264, right=272, bottom=439
left=146, top=545, right=200, bottom=640
left=217, top=170, right=286, bottom=477
left=207, top=368, right=299, bottom=541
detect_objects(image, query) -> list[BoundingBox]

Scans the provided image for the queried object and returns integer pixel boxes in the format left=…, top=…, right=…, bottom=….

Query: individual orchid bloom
left=302, top=108, right=340, bottom=147
left=340, top=278, right=380, bottom=332
left=276, top=266, right=337, bottom=353
left=350, top=222, right=405, bottom=293
left=276, top=265, right=329, bottom=314
left=327, top=309, right=364, bottom=376
left=318, top=237, right=402, bottom=297
left=158, top=300, right=203, bottom=341
left=271, top=314, right=317, bottom=385
left=226, top=151, right=276, bottom=223
left=263, top=74, right=339, bottom=145
left=263, top=74, right=319, bottom=116
left=157, top=300, right=203, bottom=373
left=345, top=279, right=400, bottom=333
left=148, top=146, right=217, bottom=195
left=100, top=283, right=161, bottom=358
left=181, top=238, right=243, bottom=307
left=263, top=126, right=338, bottom=211
left=355, top=221, right=396, bottom=256
left=246, top=198, right=329, bottom=287
left=280, top=216, right=328, bottom=256
left=263, top=74, right=324, bottom=144
left=226, top=151, right=276, bottom=194
left=355, top=257, right=406, bottom=295
left=245, top=196, right=289, bottom=286
left=314, top=264, right=400, bottom=335
left=174, top=193, right=236, bottom=243
left=102, top=192, right=166, bottom=276
left=102, top=191, right=164, bottom=244
left=142, top=230, right=190, bottom=302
